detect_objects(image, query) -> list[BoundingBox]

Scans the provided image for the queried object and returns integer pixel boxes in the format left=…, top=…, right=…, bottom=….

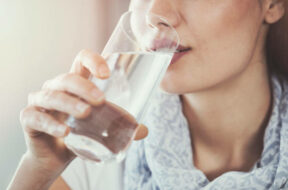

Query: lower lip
left=170, top=50, right=190, bottom=64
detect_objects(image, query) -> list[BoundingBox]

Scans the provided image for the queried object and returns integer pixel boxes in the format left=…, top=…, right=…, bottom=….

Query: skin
left=8, top=50, right=148, bottom=190
left=138, top=0, right=284, bottom=181
left=8, top=0, right=285, bottom=189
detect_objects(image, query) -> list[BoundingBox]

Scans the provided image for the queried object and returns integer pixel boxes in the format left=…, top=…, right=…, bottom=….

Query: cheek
left=161, top=0, right=263, bottom=93
left=197, top=0, right=262, bottom=73
left=183, top=0, right=261, bottom=45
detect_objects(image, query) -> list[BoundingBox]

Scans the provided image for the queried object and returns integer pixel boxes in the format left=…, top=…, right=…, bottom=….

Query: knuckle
left=54, top=73, right=77, bottom=88
left=59, top=73, right=76, bottom=83
left=79, top=49, right=92, bottom=56
left=60, top=72, right=93, bottom=92
left=79, top=49, right=104, bottom=65
left=19, top=107, right=28, bottom=124
left=42, top=73, right=66, bottom=90
left=41, top=79, right=52, bottom=89
left=41, top=90, right=70, bottom=111
left=19, top=107, right=34, bottom=126
left=76, top=49, right=91, bottom=61
left=32, top=110, right=46, bottom=126
left=42, top=89, right=57, bottom=102
left=57, top=73, right=70, bottom=82
left=79, top=49, right=90, bottom=55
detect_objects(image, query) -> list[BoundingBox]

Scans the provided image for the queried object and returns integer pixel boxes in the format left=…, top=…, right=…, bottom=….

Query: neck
left=181, top=48, right=272, bottom=169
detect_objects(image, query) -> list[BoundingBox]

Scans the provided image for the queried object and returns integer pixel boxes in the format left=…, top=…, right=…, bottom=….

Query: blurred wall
left=0, top=0, right=129, bottom=188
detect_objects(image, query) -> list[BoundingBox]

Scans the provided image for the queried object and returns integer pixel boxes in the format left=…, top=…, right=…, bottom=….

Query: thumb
left=133, top=124, right=149, bottom=141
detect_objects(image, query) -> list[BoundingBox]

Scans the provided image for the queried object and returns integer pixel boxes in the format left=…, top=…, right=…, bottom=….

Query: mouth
left=176, top=45, right=191, bottom=53
left=148, top=40, right=191, bottom=64
left=148, top=39, right=179, bottom=52
left=170, top=45, right=192, bottom=64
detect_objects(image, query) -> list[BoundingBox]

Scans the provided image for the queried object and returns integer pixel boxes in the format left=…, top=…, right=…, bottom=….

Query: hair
left=266, top=0, right=288, bottom=79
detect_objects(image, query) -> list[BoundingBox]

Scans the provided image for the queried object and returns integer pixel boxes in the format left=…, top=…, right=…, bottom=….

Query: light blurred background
left=0, top=0, right=129, bottom=188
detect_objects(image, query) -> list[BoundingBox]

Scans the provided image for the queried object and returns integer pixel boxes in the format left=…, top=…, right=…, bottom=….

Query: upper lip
left=150, top=39, right=176, bottom=51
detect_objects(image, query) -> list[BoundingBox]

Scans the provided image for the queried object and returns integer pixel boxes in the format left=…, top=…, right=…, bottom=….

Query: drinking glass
left=64, top=10, right=179, bottom=163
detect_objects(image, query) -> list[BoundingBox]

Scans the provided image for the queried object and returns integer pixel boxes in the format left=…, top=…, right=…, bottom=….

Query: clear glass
left=64, top=11, right=179, bottom=163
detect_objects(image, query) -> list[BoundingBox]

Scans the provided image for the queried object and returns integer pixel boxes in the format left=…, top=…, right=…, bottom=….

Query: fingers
left=133, top=124, right=149, bottom=141
left=42, top=73, right=105, bottom=106
left=70, top=49, right=110, bottom=79
left=28, top=90, right=91, bottom=119
left=20, top=106, right=70, bottom=138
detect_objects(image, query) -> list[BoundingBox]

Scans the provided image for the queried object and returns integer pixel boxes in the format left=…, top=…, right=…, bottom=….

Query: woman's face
left=130, top=0, right=267, bottom=94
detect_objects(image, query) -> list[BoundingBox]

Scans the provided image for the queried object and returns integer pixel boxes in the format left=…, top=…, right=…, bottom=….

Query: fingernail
left=98, top=65, right=110, bottom=78
left=76, top=103, right=89, bottom=113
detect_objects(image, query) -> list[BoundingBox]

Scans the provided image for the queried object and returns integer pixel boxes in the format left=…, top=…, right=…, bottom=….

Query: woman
left=8, top=0, right=288, bottom=189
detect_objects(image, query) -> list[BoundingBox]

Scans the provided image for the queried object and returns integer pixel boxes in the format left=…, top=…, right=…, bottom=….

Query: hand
left=20, top=49, right=148, bottom=174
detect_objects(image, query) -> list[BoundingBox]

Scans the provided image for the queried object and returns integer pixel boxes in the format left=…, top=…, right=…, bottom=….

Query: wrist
left=7, top=153, right=64, bottom=190
left=23, top=152, right=60, bottom=177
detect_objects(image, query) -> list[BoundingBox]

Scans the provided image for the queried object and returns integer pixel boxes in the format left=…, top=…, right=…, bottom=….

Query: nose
left=147, top=0, right=180, bottom=28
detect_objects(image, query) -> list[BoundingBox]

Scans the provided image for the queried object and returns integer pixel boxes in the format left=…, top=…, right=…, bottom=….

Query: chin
left=159, top=79, right=187, bottom=95
left=159, top=74, right=217, bottom=95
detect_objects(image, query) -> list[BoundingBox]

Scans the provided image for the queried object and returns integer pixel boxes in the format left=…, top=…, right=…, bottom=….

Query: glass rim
left=119, top=10, right=180, bottom=54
